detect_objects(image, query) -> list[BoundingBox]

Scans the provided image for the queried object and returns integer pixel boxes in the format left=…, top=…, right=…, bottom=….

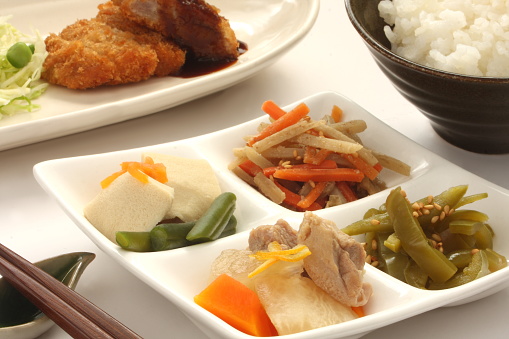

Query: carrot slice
left=297, top=181, right=328, bottom=209
left=351, top=306, right=365, bottom=317
left=274, top=181, right=322, bottom=211
left=261, top=100, right=286, bottom=120
left=303, top=146, right=333, bottom=165
left=273, top=168, right=364, bottom=182
left=263, top=160, right=337, bottom=177
left=331, top=105, right=343, bottom=123
left=337, top=181, right=358, bottom=202
left=238, top=160, right=263, bottom=177
left=194, top=274, right=278, bottom=337
left=101, top=158, right=168, bottom=188
left=248, top=102, right=310, bottom=146
left=341, top=153, right=380, bottom=180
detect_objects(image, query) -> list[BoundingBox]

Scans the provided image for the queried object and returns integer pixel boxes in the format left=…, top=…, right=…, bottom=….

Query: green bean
left=6, top=42, right=33, bottom=68
left=484, top=248, right=508, bottom=272
left=186, top=192, right=236, bottom=242
left=416, top=185, right=468, bottom=229
left=428, top=250, right=490, bottom=290
left=387, top=187, right=457, bottom=284
left=375, top=232, right=409, bottom=282
left=404, top=261, right=428, bottom=289
left=116, top=231, right=152, bottom=252
left=341, top=212, right=393, bottom=235
left=150, top=221, right=196, bottom=251
left=150, top=216, right=237, bottom=251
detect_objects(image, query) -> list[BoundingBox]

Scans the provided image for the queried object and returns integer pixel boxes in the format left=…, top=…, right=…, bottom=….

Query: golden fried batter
left=42, top=1, right=186, bottom=89
left=113, top=0, right=239, bottom=60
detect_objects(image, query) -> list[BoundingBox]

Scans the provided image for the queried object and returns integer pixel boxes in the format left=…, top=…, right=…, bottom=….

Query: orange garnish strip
left=248, top=241, right=311, bottom=278
left=100, top=156, right=168, bottom=189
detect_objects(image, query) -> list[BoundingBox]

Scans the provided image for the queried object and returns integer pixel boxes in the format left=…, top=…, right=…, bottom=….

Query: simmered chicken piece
left=298, top=212, right=373, bottom=307
left=248, top=219, right=298, bottom=251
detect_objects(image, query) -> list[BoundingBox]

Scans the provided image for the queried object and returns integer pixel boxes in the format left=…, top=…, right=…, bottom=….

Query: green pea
left=6, top=42, right=33, bottom=68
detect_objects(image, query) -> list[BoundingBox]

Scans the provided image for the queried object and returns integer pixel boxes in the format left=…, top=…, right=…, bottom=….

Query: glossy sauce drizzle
left=176, top=41, right=248, bottom=78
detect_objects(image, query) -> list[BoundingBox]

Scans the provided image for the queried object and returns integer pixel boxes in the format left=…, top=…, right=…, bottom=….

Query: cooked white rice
left=378, top=0, right=509, bottom=77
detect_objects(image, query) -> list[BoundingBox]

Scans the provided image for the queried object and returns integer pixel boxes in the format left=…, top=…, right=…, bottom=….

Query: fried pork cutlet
left=112, top=0, right=239, bottom=61
left=42, top=2, right=186, bottom=89
left=96, top=1, right=186, bottom=77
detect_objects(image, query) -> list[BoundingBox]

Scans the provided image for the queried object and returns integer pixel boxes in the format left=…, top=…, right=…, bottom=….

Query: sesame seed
left=412, top=202, right=420, bottom=210
left=424, top=204, right=434, bottom=210
left=427, top=195, right=434, bottom=204
left=431, top=233, right=442, bottom=242
left=371, top=261, right=379, bottom=267
left=434, top=203, right=442, bottom=210
left=309, top=180, right=316, bottom=188
left=371, top=239, right=378, bottom=251
left=431, top=215, right=439, bottom=223
left=400, top=190, right=407, bottom=197
left=423, top=209, right=430, bottom=215
left=370, top=219, right=381, bottom=225
left=444, top=205, right=450, bottom=214
left=439, top=211, right=446, bottom=221
left=365, top=255, right=371, bottom=263
left=471, top=249, right=480, bottom=255
left=412, top=211, right=419, bottom=218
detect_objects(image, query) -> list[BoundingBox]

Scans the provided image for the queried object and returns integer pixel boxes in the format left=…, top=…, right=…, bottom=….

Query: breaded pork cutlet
left=42, top=2, right=186, bottom=89
left=112, top=0, right=239, bottom=60
left=96, top=1, right=185, bottom=77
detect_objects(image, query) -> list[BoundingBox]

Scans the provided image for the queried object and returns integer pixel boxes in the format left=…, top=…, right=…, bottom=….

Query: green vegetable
left=1, top=15, right=48, bottom=117
left=6, top=42, right=33, bottom=68
left=386, top=187, right=458, bottom=284
left=151, top=215, right=238, bottom=251
left=186, top=192, right=237, bottom=242
left=428, top=250, right=490, bottom=289
left=116, top=232, right=152, bottom=252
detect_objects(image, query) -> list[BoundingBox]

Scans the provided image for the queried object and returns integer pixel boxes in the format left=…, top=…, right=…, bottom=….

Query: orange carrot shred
left=274, top=181, right=322, bottom=211
left=100, top=158, right=168, bottom=188
left=337, top=181, right=358, bottom=202
left=351, top=306, right=365, bottom=317
left=273, top=168, right=364, bottom=183
left=238, top=160, right=263, bottom=177
left=303, top=146, right=333, bottom=165
left=261, top=100, right=286, bottom=120
left=100, top=170, right=125, bottom=189
left=248, top=102, right=310, bottom=146
left=341, top=153, right=379, bottom=180
left=194, top=274, right=278, bottom=337
left=297, top=181, right=328, bottom=209
left=331, top=105, right=343, bottom=123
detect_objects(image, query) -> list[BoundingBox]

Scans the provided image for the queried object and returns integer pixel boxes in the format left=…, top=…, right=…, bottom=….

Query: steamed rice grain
left=378, top=0, right=509, bottom=77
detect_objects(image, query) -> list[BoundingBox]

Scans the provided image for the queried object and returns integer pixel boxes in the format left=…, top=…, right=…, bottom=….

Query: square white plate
left=0, top=0, right=319, bottom=151
left=34, top=91, right=509, bottom=339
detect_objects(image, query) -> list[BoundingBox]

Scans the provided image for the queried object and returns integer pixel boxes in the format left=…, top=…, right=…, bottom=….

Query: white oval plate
left=34, top=91, right=509, bottom=339
left=0, top=0, right=319, bottom=151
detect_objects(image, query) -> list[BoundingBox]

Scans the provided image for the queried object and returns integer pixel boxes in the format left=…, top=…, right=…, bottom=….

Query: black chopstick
left=0, top=243, right=142, bottom=339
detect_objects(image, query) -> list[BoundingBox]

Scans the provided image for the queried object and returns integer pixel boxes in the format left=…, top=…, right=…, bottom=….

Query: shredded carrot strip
left=303, top=146, right=333, bottom=165
left=373, top=163, right=383, bottom=172
left=274, top=181, right=322, bottom=211
left=261, top=100, right=286, bottom=120
left=331, top=105, right=343, bottom=123
left=238, top=160, right=263, bottom=177
left=100, top=158, right=168, bottom=188
left=297, top=181, right=328, bottom=209
left=248, top=102, right=310, bottom=146
left=248, top=242, right=311, bottom=277
left=341, top=153, right=379, bottom=180
left=273, top=168, right=364, bottom=182
left=263, top=160, right=337, bottom=177
left=351, top=306, right=365, bottom=317
left=337, top=181, right=358, bottom=202
left=100, top=170, right=125, bottom=189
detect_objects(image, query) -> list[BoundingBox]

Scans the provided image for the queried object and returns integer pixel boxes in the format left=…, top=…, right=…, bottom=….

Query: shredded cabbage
left=0, top=15, right=48, bottom=118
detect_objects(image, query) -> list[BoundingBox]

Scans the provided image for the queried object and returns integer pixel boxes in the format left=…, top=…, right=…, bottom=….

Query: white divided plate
left=34, top=92, right=509, bottom=339
left=0, top=0, right=319, bottom=151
